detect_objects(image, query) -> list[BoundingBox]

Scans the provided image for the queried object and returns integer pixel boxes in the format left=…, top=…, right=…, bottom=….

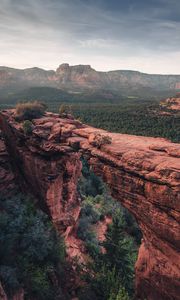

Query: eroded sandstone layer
left=0, top=110, right=179, bottom=300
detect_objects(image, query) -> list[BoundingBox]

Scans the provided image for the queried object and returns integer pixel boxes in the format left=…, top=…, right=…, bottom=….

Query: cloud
left=0, top=0, right=180, bottom=73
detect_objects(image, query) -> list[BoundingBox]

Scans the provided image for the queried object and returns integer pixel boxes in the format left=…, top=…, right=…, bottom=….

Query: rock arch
left=0, top=110, right=179, bottom=300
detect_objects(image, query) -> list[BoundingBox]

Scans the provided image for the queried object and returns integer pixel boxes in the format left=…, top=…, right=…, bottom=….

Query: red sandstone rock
left=0, top=110, right=179, bottom=300
left=0, top=282, right=7, bottom=300
left=165, top=97, right=180, bottom=111
left=160, top=94, right=180, bottom=113
left=0, top=113, right=82, bottom=234
left=0, top=282, right=24, bottom=300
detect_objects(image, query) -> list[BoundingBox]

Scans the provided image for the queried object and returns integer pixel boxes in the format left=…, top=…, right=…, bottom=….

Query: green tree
left=0, top=194, right=66, bottom=299
left=79, top=210, right=136, bottom=299
left=108, top=286, right=130, bottom=300
left=102, top=209, right=136, bottom=294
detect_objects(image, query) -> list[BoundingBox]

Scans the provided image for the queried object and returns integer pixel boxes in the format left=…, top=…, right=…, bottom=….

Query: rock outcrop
left=0, top=112, right=82, bottom=233
left=163, top=95, right=180, bottom=111
left=0, top=110, right=179, bottom=300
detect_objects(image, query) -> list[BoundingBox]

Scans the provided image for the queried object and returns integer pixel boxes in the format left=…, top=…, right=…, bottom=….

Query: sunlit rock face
left=163, top=95, right=180, bottom=111
left=0, top=110, right=179, bottom=300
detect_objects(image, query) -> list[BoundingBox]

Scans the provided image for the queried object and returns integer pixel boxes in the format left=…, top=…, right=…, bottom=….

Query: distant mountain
left=0, top=63, right=180, bottom=95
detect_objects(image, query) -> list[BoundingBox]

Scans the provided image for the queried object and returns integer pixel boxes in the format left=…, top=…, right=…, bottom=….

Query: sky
left=0, top=0, right=180, bottom=74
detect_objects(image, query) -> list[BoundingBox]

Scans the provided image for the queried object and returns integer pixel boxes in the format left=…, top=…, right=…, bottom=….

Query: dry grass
left=15, top=101, right=46, bottom=120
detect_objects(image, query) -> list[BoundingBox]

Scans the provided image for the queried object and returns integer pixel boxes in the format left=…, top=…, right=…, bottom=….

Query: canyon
left=0, top=110, right=179, bottom=300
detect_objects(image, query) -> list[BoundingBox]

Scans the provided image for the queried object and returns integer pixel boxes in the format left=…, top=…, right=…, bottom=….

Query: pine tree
left=102, top=209, right=136, bottom=294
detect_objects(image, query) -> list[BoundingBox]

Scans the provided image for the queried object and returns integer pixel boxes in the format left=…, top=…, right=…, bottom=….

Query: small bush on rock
left=22, top=120, right=33, bottom=135
left=59, top=104, right=72, bottom=118
left=89, top=133, right=112, bottom=148
left=15, top=101, right=46, bottom=121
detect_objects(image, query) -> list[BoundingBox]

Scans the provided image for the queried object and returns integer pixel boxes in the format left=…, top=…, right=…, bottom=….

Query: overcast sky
left=0, top=0, right=180, bottom=73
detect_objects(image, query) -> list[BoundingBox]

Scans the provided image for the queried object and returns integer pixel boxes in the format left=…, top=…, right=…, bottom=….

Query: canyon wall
left=0, top=281, right=24, bottom=300
left=0, top=110, right=179, bottom=300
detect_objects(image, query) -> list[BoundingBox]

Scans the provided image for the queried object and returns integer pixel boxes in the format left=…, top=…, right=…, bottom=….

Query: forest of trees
left=0, top=194, right=67, bottom=299
left=0, top=90, right=179, bottom=142
left=71, top=102, right=179, bottom=142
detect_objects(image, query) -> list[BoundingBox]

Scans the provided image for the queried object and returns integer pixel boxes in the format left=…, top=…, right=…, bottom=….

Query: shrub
left=59, top=104, right=72, bottom=117
left=86, top=239, right=100, bottom=258
left=78, top=158, right=105, bottom=197
left=22, top=120, right=33, bottom=135
left=81, top=201, right=100, bottom=223
left=89, top=133, right=112, bottom=148
left=15, top=101, right=46, bottom=121
left=77, top=218, right=91, bottom=241
left=111, top=287, right=130, bottom=300
left=85, top=266, right=129, bottom=300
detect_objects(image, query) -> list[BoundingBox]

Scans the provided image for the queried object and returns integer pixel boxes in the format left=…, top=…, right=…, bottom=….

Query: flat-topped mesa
left=0, top=110, right=179, bottom=300
left=56, top=63, right=93, bottom=73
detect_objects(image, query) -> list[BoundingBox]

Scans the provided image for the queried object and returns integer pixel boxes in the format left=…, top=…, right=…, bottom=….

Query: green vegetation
left=101, top=212, right=136, bottom=294
left=0, top=162, right=141, bottom=300
left=78, top=158, right=105, bottom=197
left=59, top=104, right=72, bottom=116
left=22, top=120, right=33, bottom=134
left=0, top=194, right=66, bottom=300
left=15, top=101, right=46, bottom=120
left=0, top=87, right=179, bottom=142
left=80, top=211, right=136, bottom=300
left=72, top=102, right=179, bottom=142
left=77, top=159, right=141, bottom=299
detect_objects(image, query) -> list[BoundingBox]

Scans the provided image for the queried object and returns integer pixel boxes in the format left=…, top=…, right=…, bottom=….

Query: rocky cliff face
left=0, top=64, right=180, bottom=92
left=55, top=63, right=108, bottom=90
left=0, top=112, right=82, bottom=233
left=0, top=110, right=179, bottom=300
left=0, top=281, right=24, bottom=300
